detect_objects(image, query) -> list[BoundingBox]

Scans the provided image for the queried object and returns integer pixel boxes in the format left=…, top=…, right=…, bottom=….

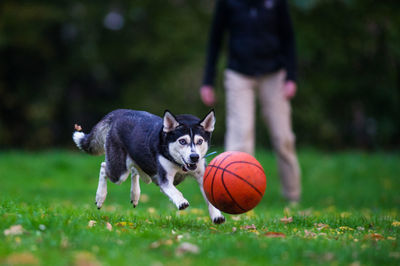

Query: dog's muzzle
left=181, top=155, right=199, bottom=172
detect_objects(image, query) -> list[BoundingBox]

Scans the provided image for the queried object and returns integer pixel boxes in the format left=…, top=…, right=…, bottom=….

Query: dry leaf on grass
left=149, top=239, right=174, bottom=249
left=4, top=225, right=25, bottom=236
left=365, top=233, right=384, bottom=241
left=88, top=220, right=97, bottom=228
left=6, top=252, right=39, bottom=265
left=106, top=222, right=112, bottom=231
left=264, top=232, right=286, bottom=238
left=315, top=223, right=329, bottom=231
left=304, top=230, right=317, bottom=238
left=175, top=242, right=200, bottom=257
left=74, top=251, right=101, bottom=266
left=280, top=216, right=293, bottom=224
left=392, top=221, right=400, bottom=227
left=241, top=224, right=257, bottom=230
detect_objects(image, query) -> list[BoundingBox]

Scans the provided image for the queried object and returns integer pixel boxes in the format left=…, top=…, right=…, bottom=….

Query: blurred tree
left=0, top=0, right=399, bottom=149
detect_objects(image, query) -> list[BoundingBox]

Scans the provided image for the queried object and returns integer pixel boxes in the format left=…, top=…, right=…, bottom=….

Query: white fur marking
left=194, top=169, right=225, bottom=223
left=73, top=132, right=85, bottom=150
left=96, top=162, right=108, bottom=209
left=158, top=155, right=189, bottom=209
left=130, top=169, right=141, bottom=207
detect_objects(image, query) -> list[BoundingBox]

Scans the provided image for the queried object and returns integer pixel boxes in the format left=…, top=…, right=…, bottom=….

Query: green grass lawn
left=0, top=149, right=399, bottom=265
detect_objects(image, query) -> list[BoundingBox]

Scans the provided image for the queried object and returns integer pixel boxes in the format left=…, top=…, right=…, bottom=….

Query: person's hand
left=283, top=80, right=297, bottom=99
left=200, top=85, right=216, bottom=106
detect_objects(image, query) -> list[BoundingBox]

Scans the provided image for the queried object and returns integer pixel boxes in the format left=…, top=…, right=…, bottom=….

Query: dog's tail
left=72, top=119, right=111, bottom=156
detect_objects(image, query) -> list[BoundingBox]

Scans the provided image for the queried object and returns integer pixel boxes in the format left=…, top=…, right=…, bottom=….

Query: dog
left=72, top=109, right=225, bottom=224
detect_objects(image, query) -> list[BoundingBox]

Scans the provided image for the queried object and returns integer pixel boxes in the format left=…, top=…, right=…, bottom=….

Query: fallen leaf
left=106, top=222, right=112, bottom=231
left=140, top=194, right=149, bottom=203
left=39, top=224, right=46, bottom=231
left=231, top=215, right=241, bottom=221
left=280, top=216, right=293, bottom=224
left=149, top=239, right=174, bottom=249
left=392, top=221, right=400, bottom=227
left=304, top=230, right=316, bottom=238
left=147, top=207, right=156, bottom=214
left=338, top=226, right=354, bottom=231
left=245, top=210, right=256, bottom=218
left=88, top=220, right=97, bottom=228
left=315, top=223, right=329, bottom=231
left=150, top=241, right=161, bottom=249
left=115, top=222, right=127, bottom=227
left=4, top=225, right=25, bottom=236
left=175, top=242, right=200, bottom=256
left=264, top=232, right=286, bottom=238
left=6, top=252, right=39, bottom=265
left=365, top=233, right=384, bottom=241
left=189, top=208, right=204, bottom=215
left=73, top=251, right=101, bottom=266
left=241, top=224, right=257, bottom=230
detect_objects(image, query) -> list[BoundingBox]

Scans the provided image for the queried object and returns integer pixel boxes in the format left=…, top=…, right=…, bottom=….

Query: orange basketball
left=203, top=151, right=267, bottom=214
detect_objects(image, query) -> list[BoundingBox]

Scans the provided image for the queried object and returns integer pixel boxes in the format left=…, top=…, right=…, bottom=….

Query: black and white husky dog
left=72, top=109, right=225, bottom=224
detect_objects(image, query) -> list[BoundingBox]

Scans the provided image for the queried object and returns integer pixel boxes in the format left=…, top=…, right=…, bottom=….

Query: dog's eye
left=179, top=139, right=187, bottom=145
left=197, top=139, right=203, bottom=145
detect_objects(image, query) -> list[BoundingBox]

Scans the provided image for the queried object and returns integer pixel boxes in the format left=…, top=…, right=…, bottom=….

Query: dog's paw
left=178, top=201, right=190, bottom=210
left=95, top=194, right=106, bottom=209
left=212, top=215, right=226, bottom=224
left=130, top=200, right=138, bottom=208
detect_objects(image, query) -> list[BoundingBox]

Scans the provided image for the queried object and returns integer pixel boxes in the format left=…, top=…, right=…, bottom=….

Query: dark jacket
left=202, top=0, right=297, bottom=86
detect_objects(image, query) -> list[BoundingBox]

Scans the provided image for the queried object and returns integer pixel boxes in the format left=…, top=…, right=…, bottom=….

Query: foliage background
left=0, top=0, right=399, bottom=149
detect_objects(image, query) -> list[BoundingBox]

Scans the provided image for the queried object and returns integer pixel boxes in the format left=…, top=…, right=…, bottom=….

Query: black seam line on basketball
left=210, top=153, right=234, bottom=204
left=206, top=164, right=264, bottom=197
left=225, top=160, right=264, bottom=172
left=221, top=166, right=247, bottom=212
left=204, top=163, right=214, bottom=183
left=204, top=160, right=263, bottom=183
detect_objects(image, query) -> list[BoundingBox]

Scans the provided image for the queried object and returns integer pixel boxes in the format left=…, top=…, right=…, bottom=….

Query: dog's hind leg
left=130, top=167, right=141, bottom=208
left=95, top=162, right=108, bottom=209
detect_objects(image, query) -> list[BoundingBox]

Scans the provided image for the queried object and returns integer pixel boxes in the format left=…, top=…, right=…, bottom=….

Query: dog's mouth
left=181, top=158, right=198, bottom=172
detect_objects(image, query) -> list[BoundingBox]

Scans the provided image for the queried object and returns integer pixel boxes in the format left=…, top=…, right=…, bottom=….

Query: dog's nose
left=190, top=153, right=199, bottom=163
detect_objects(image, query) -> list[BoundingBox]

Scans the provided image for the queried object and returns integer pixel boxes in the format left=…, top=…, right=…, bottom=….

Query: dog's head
left=162, top=110, right=215, bottom=172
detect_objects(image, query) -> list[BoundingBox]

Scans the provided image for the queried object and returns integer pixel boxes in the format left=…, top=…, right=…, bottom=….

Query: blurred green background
left=0, top=0, right=399, bottom=150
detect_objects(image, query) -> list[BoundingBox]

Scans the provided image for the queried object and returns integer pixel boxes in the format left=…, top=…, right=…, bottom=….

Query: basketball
left=203, top=151, right=267, bottom=214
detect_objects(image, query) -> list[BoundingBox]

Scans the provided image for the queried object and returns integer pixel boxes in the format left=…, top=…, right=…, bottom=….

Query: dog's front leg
left=95, top=162, right=108, bottom=209
left=130, top=167, right=140, bottom=208
left=195, top=174, right=225, bottom=224
left=159, top=177, right=189, bottom=210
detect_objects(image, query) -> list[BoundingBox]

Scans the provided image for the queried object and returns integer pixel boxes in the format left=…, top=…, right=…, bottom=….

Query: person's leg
left=259, top=70, right=301, bottom=202
left=224, top=69, right=256, bottom=155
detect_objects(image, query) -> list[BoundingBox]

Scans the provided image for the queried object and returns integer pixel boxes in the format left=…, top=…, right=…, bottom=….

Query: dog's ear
left=163, top=110, right=180, bottom=132
left=199, top=109, right=216, bottom=133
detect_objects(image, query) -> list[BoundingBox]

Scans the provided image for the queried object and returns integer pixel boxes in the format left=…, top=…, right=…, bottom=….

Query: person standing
left=200, top=0, right=301, bottom=203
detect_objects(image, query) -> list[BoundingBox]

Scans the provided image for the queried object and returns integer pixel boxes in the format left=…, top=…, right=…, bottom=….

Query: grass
left=0, top=149, right=399, bottom=265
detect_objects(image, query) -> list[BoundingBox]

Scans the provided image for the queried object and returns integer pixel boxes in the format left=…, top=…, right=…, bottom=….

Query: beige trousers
left=224, top=69, right=301, bottom=201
